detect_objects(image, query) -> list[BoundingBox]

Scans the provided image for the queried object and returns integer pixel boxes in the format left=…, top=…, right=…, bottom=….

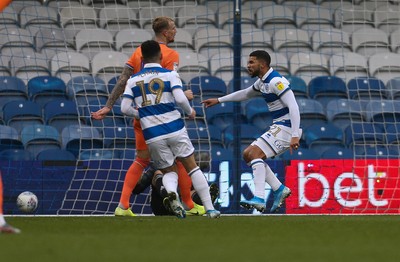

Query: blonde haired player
left=121, top=40, right=220, bottom=218
left=91, top=17, right=202, bottom=216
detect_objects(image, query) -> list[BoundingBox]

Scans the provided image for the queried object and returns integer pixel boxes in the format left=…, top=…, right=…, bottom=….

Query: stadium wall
left=3, top=158, right=399, bottom=215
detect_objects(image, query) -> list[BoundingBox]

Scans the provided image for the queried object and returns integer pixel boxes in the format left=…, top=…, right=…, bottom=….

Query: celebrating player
left=120, top=40, right=220, bottom=218
left=0, top=172, right=21, bottom=234
left=91, top=17, right=201, bottom=216
left=202, top=50, right=301, bottom=213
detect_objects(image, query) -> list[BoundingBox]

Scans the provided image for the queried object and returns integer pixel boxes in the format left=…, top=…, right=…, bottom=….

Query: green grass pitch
left=1, top=215, right=399, bottom=262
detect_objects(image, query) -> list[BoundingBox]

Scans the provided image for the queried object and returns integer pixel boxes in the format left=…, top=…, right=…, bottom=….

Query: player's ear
left=160, top=53, right=163, bottom=61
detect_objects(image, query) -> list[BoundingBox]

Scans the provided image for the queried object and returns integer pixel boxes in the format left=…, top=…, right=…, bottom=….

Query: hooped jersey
left=126, top=43, right=179, bottom=74
left=251, top=67, right=292, bottom=125
left=123, top=63, right=185, bottom=143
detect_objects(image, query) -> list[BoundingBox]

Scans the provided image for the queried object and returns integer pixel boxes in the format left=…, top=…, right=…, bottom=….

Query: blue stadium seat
left=36, top=149, right=76, bottom=161
left=326, top=99, right=365, bottom=131
left=20, top=124, right=61, bottom=159
left=107, top=76, right=119, bottom=94
left=304, top=123, right=345, bottom=152
left=385, top=123, right=400, bottom=144
left=321, top=147, right=354, bottom=159
left=279, top=148, right=320, bottom=160
left=27, top=76, right=67, bottom=108
left=223, top=124, right=261, bottom=148
left=66, top=76, right=108, bottom=105
left=308, top=76, right=347, bottom=104
left=358, top=145, right=399, bottom=159
left=204, top=102, right=238, bottom=131
left=0, top=76, right=28, bottom=109
left=386, top=77, right=400, bottom=99
left=2, top=100, right=44, bottom=133
left=0, top=149, right=33, bottom=161
left=211, top=146, right=232, bottom=161
left=244, top=97, right=272, bottom=131
left=114, top=149, right=136, bottom=160
left=187, top=122, right=223, bottom=148
left=79, top=149, right=114, bottom=160
left=285, top=75, right=308, bottom=98
left=82, top=103, right=127, bottom=128
left=189, top=76, right=227, bottom=99
left=0, top=125, right=24, bottom=152
left=43, top=99, right=81, bottom=133
left=61, top=124, right=104, bottom=157
left=102, top=126, right=135, bottom=149
left=345, top=123, right=386, bottom=147
left=365, top=100, right=400, bottom=124
left=296, top=98, right=327, bottom=128
left=347, top=77, right=387, bottom=99
left=227, top=76, right=257, bottom=93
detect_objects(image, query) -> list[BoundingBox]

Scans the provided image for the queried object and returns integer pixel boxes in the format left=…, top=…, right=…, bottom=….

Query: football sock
left=250, top=159, right=266, bottom=199
left=265, top=163, right=282, bottom=191
left=162, top=172, right=179, bottom=194
left=119, top=157, right=150, bottom=209
left=189, top=167, right=213, bottom=211
left=176, top=161, right=194, bottom=209
left=152, top=171, right=168, bottom=198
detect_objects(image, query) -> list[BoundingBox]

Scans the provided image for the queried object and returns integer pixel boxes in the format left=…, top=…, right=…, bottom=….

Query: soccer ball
left=16, top=191, right=38, bottom=213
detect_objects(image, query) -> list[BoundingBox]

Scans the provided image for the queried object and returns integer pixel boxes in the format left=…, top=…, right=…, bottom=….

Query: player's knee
left=242, top=147, right=252, bottom=163
left=135, top=157, right=150, bottom=168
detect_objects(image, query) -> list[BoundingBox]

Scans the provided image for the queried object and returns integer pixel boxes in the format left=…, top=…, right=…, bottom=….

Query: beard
left=248, top=68, right=259, bottom=78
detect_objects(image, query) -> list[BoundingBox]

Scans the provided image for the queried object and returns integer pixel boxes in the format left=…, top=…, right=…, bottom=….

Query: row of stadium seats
left=3, top=1, right=400, bottom=35
left=2, top=25, right=400, bottom=59
left=2, top=73, right=400, bottom=111
left=2, top=121, right=400, bottom=161
left=1, top=47, right=400, bottom=85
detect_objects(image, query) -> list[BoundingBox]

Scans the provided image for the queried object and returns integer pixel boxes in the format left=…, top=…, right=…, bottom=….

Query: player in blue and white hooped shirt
left=202, top=50, right=301, bottom=213
left=121, top=40, right=220, bottom=219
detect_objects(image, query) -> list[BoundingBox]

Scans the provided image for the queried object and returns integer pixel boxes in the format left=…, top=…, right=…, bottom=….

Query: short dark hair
left=141, top=40, right=161, bottom=61
left=152, top=16, right=174, bottom=35
left=249, top=50, right=271, bottom=66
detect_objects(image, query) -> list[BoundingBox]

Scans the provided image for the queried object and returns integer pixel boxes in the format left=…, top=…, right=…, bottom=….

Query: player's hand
left=184, top=90, right=193, bottom=101
left=201, top=98, right=219, bottom=108
left=91, top=106, right=111, bottom=120
left=289, top=137, right=300, bottom=154
left=188, top=108, right=196, bottom=119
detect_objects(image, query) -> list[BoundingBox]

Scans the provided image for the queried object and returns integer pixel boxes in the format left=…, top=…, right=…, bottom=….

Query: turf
left=1, top=215, right=399, bottom=262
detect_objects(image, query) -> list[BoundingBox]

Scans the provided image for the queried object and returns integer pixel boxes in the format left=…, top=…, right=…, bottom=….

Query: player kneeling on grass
left=120, top=40, right=220, bottom=218
left=202, top=50, right=301, bottom=213
left=131, top=164, right=219, bottom=216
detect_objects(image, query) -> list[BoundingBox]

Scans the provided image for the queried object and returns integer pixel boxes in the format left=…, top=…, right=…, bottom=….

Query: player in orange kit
left=91, top=17, right=204, bottom=216
left=0, top=0, right=12, bottom=12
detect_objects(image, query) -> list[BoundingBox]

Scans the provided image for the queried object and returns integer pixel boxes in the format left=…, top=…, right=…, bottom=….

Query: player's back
left=125, top=64, right=184, bottom=143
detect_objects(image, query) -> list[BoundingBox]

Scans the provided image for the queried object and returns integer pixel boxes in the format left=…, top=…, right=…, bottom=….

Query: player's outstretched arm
left=201, top=98, right=219, bottom=108
left=91, top=66, right=133, bottom=120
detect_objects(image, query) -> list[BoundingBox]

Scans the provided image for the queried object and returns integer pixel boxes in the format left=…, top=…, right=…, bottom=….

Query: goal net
left=1, top=0, right=399, bottom=215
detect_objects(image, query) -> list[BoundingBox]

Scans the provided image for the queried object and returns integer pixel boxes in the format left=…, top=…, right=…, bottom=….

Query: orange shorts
left=133, top=118, right=148, bottom=151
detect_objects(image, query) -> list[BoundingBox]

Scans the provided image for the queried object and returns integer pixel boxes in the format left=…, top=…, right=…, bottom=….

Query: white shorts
left=147, top=129, right=195, bottom=169
left=251, top=124, right=302, bottom=158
